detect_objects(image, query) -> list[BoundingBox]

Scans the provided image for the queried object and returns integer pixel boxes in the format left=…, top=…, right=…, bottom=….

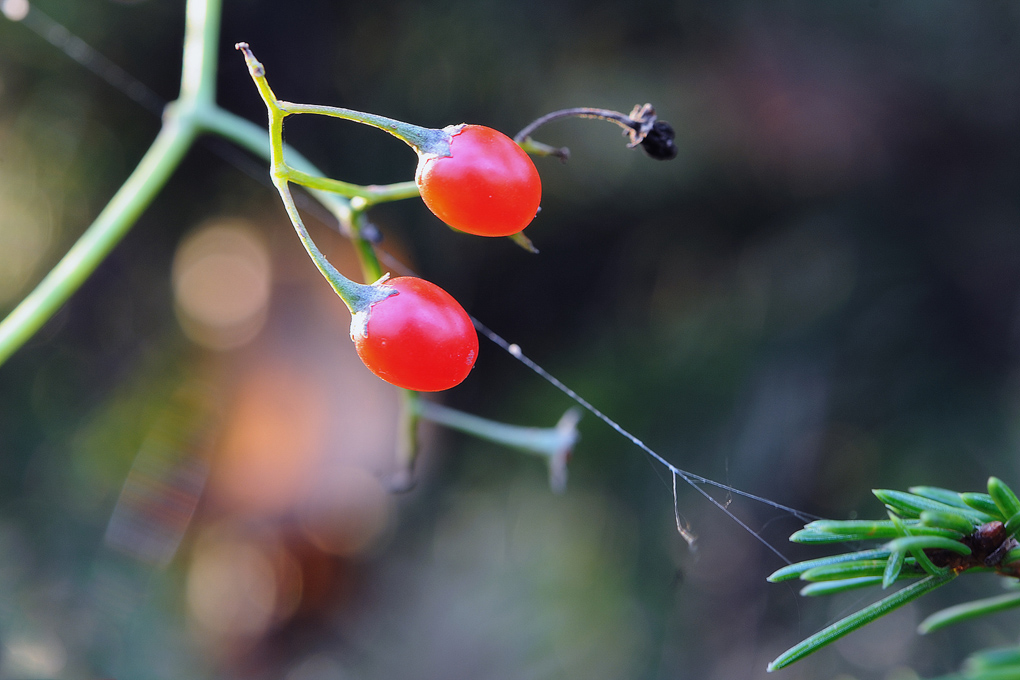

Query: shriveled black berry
left=640, top=120, right=677, bottom=160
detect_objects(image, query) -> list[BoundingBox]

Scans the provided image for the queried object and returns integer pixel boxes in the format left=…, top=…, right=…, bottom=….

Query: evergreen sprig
left=767, top=477, right=1020, bottom=672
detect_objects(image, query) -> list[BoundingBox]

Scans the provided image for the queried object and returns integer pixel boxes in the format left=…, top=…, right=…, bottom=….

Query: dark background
left=3, top=1, right=1020, bottom=678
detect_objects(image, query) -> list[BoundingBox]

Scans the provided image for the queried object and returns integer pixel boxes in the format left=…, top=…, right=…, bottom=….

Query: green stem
left=192, top=104, right=355, bottom=226
left=0, top=104, right=197, bottom=367
left=196, top=98, right=394, bottom=288
left=265, top=137, right=387, bottom=310
left=237, top=43, right=390, bottom=311
left=413, top=400, right=578, bottom=456
left=233, top=45, right=427, bottom=208
left=412, top=401, right=579, bottom=492
left=388, top=390, right=422, bottom=493
left=517, top=137, right=569, bottom=161
left=276, top=100, right=449, bottom=155
left=0, top=0, right=222, bottom=367
left=274, top=177, right=389, bottom=310
left=513, top=106, right=641, bottom=144
left=284, top=166, right=419, bottom=204
left=230, top=43, right=410, bottom=284
left=349, top=209, right=384, bottom=282
left=179, top=0, right=220, bottom=105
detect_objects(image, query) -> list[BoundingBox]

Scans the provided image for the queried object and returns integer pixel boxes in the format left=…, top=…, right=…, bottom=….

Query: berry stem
left=277, top=101, right=450, bottom=156
left=389, top=390, right=422, bottom=492
left=235, top=43, right=431, bottom=207
left=410, top=400, right=580, bottom=492
left=349, top=208, right=384, bottom=283
left=237, top=42, right=392, bottom=312
left=274, top=171, right=393, bottom=312
left=514, top=103, right=677, bottom=160
left=517, top=136, right=571, bottom=161
left=413, top=400, right=578, bottom=457
left=514, top=106, right=643, bottom=142
left=284, top=166, right=420, bottom=203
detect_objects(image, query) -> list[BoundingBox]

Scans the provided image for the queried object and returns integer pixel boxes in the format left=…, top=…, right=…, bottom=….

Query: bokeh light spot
left=211, top=365, right=328, bottom=516
left=186, top=529, right=282, bottom=639
left=3, top=634, right=67, bottom=678
left=0, top=156, right=54, bottom=306
left=1, top=0, right=29, bottom=22
left=172, top=219, right=271, bottom=350
left=299, top=465, right=391, bottom=556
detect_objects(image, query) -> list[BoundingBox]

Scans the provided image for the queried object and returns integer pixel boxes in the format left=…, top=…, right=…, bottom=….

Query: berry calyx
left=351, top=277, right=478, bottom=392
left=416, top=125, right=542, bottom=237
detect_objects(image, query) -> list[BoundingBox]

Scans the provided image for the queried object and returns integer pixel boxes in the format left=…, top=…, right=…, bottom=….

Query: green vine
left=0, top=0, right=577, bottom=485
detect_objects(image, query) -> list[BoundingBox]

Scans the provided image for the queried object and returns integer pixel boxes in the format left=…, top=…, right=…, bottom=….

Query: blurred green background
left=3, top=1, right=1020, bottom=678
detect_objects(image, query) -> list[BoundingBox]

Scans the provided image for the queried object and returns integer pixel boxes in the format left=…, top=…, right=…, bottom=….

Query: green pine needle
left=965, top=645, right=1020, bottom=671
left=885, top=535, right=972, bottom=556
left=921, top=509, right=980, bottom=535
left=800, top=576, right=885, bottom=597
left=918, top=591, right=1020, bottom=634
left=792, top=519, right=961, bottom=543
left=1004, top=511, right=1020, bottom=537
left=800, top=559, right=909, bottom=582
left=768, top=478, right=1020, bottom=672
left=988, top=478, right=1020, bottom=520
left=883, top=549, right=906, bottom=588
left=767, top=573, right=956, bottom=672
left=909, top=486, right=973, bottom=509
left=768, top=549, right=893, bottom=582
left=960, top=493, right=1004, bottom=520
left=874, top=489, right=996, bottom=525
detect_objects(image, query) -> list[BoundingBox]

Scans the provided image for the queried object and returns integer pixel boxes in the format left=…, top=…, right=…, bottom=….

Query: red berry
left=351, top=277, right=478, bottom=392
left=416, top=125, right=542, bottom=237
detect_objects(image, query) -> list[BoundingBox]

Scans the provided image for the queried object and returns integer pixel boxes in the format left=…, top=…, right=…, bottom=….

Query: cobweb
left=471, top=318, right=819, bottom=564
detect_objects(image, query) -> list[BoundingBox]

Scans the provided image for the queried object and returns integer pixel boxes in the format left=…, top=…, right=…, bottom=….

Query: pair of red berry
left=353, top=124, right=541, bottom=392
